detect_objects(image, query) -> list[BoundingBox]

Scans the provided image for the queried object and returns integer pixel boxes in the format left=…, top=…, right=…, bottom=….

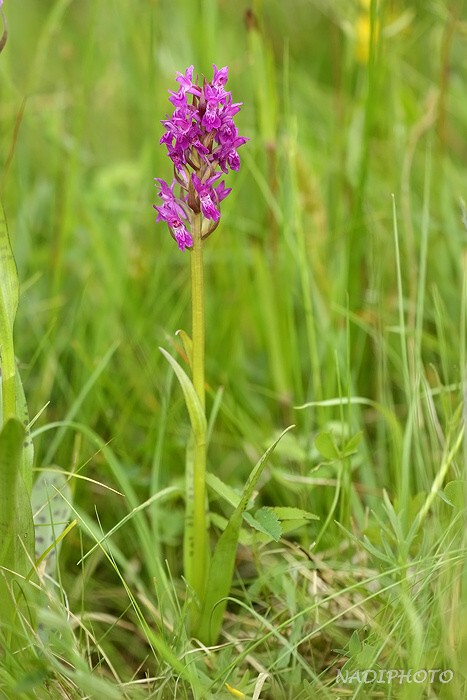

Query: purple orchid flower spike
left=154, top=64, right=248, bottom=250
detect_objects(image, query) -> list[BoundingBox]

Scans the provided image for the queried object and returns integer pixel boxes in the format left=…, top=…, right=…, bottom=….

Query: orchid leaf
left=0, top=418, right=35, bottom=640
left=0, top=201, right=18, bottom=424
left=196, top=425, right=294, bottom=644
left=15, top=366, right=34, bottom=496
left=0, top=201, right=33, bottom=494
left=159, top=347, right=206, bottom=440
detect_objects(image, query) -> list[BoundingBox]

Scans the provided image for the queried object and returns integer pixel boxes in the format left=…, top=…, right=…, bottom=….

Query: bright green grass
left=1, top=0, right=467, bottom=697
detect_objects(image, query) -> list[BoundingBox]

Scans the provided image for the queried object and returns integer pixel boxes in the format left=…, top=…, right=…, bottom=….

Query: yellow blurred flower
left=225, top=682, right=246, bottom=699
left=355, top=1, right=380, bottom=64
left=353, top=1, right=415, bottom=65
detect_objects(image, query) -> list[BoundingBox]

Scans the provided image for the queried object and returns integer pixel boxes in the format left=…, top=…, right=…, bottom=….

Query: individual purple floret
left=192, top=174, right=221, bottom=221
left=154, top=64, right=248, bottom=250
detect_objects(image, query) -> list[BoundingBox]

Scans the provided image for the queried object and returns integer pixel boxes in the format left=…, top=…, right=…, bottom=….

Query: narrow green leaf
left=196, top=425, right=294, bottom=644
left=0, top=201, right=19, bottom=423
left=314, top=430, right=341, bottom=460
left=361, top=535, right=394, bottom=565
left=206, top=471, right=241, bottom=509
left=159, top=347, right=206, bottom=440
left=271, top=506, right=319, bottom=521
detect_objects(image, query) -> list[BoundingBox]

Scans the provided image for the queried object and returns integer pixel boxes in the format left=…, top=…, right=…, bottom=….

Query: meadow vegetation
left=1, top=0, right=467, bottom=698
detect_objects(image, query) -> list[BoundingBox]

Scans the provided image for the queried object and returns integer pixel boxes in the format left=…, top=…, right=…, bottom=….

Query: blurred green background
left=1, top=0, right=467, bottom=696
left=2, top=0, right=465, bottom=455
left=1, top=0, right=466, bottom=592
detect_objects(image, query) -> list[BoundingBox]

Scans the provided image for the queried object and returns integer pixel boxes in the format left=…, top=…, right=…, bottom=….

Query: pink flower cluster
left=154, top=65, right=248, bottom=250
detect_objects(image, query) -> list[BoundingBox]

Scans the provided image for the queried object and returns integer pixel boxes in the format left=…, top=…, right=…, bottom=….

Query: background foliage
left=1, top=0, right=467, bottom=698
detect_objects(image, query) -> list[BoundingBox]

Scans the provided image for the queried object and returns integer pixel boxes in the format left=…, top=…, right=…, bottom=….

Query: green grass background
left=1, top=0, right=467, bottom=698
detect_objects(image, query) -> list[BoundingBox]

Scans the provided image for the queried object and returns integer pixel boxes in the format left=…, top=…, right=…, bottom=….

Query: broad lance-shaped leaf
left=32, top=469, right=72, bottom=579
left=0, top=418, right=35, bottom=639
left=16, top=366, right=34, bottom=496
left=160, top=345, right=207, bottom=597
left=195, top=425, right=295, bottom=645
left=0, top=200, right=19, bottom=423
left=0, top=201, right=33, bottom=500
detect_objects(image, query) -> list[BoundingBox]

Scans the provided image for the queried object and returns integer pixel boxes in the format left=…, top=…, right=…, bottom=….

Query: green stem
left=191, top=216, right=206, bottom=414
left=0, top=293, right=16, bottom=425
left=188, top=214, right=208, bottom=607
